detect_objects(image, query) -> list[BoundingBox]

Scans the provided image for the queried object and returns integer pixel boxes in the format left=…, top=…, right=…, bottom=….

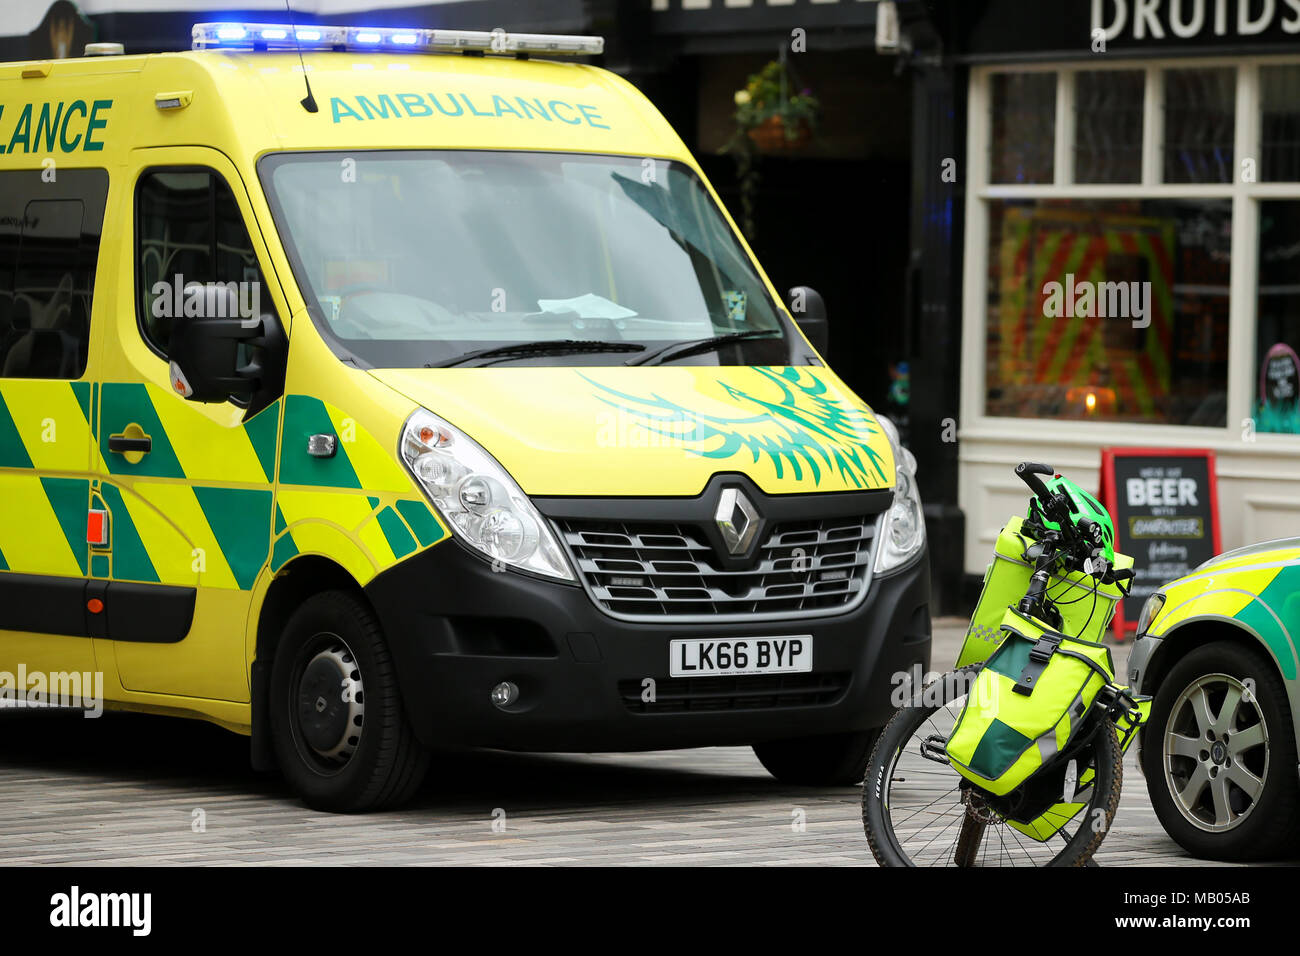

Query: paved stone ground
left=0, top=619, right=1274, bottom=865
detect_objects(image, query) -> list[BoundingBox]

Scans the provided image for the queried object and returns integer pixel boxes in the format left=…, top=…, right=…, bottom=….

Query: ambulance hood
left=370, top=365, right=896, bottom=497
left=1191, top=538, right=1300, bottom=574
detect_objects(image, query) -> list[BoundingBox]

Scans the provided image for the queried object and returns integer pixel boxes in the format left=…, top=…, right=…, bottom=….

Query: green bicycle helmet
left=1027, top=474, right=1116, bottom=563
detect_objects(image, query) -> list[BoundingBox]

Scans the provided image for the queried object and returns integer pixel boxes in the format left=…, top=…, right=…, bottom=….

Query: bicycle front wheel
left=862, top=667, right=1123, bottom=866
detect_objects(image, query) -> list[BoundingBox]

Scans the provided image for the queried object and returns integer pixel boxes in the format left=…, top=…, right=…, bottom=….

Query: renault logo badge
left=715, top=487, right=760, bottom=555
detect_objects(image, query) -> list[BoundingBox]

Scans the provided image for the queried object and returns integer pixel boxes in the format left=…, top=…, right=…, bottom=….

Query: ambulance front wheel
left=269, top=590, right=431, bottom=812
left=752, top=730, right=880, bottom=786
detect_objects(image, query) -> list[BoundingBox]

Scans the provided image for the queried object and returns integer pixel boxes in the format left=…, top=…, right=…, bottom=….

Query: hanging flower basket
left=719, top=60, right=820, bottom=239
left=747, top=115, right=813, bottom=153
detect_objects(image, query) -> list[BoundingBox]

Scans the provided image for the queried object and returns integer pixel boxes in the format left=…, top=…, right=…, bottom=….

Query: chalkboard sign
left=1098, top=448, right=1221, bottom=640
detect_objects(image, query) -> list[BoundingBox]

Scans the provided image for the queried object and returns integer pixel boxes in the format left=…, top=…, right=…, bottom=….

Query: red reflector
left=87, top=598, right=104, bottom=614
left=87, top=509, right=108, bottom=546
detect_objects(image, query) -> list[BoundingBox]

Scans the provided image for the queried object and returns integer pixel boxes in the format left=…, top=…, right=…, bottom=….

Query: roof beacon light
left=191, top=23, right=604, bottom=56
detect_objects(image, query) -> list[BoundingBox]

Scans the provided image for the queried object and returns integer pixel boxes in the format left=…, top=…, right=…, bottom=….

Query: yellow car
left=1129, top=540, right=1300, bottom=859
left=0, top=24, right=929, bottom=810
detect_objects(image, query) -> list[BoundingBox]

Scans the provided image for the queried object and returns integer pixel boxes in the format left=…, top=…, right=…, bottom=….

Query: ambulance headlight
left=873, top=414, right=926, bottom=574
left=401, top=410, right=573, bottom=581
left=1137, top=591, right=1166, bottom=635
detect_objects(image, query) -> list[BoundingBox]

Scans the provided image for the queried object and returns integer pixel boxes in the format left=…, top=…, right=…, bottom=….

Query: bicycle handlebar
left=1011, top=462, right=1134, bottom=620
left=1014, top=461, right=1055, bottom=502
left=1015, top=461, right=1097, bottom=579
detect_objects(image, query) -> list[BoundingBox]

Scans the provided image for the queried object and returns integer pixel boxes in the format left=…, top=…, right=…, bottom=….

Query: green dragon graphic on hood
left=584, top=366, right=891, bottom=489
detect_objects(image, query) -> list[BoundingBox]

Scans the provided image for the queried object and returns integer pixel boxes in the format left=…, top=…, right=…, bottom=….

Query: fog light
left=491, top=681, right=519, bottom=708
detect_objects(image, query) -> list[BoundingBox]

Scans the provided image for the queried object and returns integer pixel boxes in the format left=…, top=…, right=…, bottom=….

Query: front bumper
left=1127, top=632, right=1161, bottom=696
left=1126, top=632, right=1162, bottom=779
left=364, top=538, right=931, bottom=752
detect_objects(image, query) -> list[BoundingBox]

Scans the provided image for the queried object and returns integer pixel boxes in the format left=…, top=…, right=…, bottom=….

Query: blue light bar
left=191, top=22, right=604, bottom=56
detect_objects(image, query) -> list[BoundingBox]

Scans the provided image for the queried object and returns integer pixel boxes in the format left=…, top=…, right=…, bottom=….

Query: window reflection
left=985, top=199, right=1229, bottom=425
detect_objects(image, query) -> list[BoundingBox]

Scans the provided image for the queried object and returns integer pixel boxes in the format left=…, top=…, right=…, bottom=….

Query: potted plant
left=721, top=60, right=820, bottom=239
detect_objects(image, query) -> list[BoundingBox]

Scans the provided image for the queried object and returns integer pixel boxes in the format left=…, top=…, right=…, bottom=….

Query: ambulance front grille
left=555, top=515, right=878, bottom=620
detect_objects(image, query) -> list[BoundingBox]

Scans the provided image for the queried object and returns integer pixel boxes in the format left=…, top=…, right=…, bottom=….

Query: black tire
left=753, top=730, right=880, bottom=786
left=269, top=590, right=430, bottom=812
left=1142, top=640, right=1300, bottom=861
left=862, top=666, right=1123, bottom=866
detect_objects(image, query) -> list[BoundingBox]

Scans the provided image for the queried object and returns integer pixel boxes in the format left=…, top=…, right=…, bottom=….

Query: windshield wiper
left=625, top=329, right=783, bottom=367
left=428, top=339, right=646, bottom=369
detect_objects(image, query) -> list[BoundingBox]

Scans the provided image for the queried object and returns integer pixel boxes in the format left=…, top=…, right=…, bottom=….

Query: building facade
left=922, top=0, right=1300, bottom=588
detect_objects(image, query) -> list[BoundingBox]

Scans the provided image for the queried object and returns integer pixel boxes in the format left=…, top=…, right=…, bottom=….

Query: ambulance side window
left=136, top=168, right=276, bottom=356
left=0, top=168, right=107, bottom=380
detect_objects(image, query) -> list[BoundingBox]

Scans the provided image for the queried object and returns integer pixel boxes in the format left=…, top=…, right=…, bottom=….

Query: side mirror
left=787, top=285, right=829, bottom=359
left=167, top=285, right=285, bottom=405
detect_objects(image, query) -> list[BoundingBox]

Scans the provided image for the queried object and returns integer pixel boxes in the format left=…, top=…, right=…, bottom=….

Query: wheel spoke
left=1177, top=762, right=1210, bottom=808
left=1227, top=722, right=1265, bottom=755
left=890, top=786, right=963, bottom=827
left=1209, top=773, right=1233, bottom=826
left=1188, top=687, right=1215, bottom=736
left=1213, top=685, right=1243, bottom=735
left=1226, top=762, right=1264, bottom=802
left=1167, top=732, right=1200, bottom=759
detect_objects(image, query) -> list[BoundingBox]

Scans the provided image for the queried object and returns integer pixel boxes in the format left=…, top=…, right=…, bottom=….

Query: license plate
left=669, top=636, right=813, bottom=677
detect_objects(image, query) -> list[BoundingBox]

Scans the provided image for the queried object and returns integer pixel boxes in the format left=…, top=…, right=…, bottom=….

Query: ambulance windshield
left=259, top=150, right=791, bottom=368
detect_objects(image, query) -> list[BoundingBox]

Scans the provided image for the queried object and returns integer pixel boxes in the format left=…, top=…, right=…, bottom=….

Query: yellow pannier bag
left=946, top=610, right=1116, bottom=797
left=1005, top=693, right=1150, bottom=842
left=955, top=517, right=1132, bottom=669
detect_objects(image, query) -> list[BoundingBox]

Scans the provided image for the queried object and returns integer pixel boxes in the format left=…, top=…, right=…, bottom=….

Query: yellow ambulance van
left=0, top=23, right=930, bottom=810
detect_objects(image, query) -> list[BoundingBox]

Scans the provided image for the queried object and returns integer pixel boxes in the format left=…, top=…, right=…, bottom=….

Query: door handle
left=108, top=434, right=152, bottom=455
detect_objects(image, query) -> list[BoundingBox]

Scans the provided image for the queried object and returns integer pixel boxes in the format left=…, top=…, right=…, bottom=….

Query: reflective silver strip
left=1036, top=730, right=1058, bottom=764
left=1036, top=690, right=1086, bottom=774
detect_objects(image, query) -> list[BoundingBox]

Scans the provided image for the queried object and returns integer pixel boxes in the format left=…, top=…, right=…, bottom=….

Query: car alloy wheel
left=1163, top=672, right=1269, bottom=833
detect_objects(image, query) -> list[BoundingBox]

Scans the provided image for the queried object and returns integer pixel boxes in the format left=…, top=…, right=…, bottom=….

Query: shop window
left=1163, top=68, right=1235, bottom=184
left=1074, top=70, right=1144, bottom=184
left=990, top=72, right=1055, bottom=185
left=136, top=169, right=271, bottom=356
left=984, top=198, right=1230, bottom=426
left=1260, top=66, right=1300, bottom=183
left=1255, top=201, right=1300, bottom=433
left=0, top=169, right=106, bottom=380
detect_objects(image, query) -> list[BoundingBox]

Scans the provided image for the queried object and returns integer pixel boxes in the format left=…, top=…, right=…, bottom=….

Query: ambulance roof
left=0, top=42, right=685, bottom=169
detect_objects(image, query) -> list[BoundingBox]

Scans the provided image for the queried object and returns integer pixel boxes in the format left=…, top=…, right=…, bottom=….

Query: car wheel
left=269, top=590, right=429, bottom=812
left=753, top=730, right=879, bottom=786
left=1143, top=640, right=1300, bottom=861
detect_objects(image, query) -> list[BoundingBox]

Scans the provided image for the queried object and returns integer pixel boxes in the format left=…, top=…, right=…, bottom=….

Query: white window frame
left=960, top=55, right=1300, bottom=457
